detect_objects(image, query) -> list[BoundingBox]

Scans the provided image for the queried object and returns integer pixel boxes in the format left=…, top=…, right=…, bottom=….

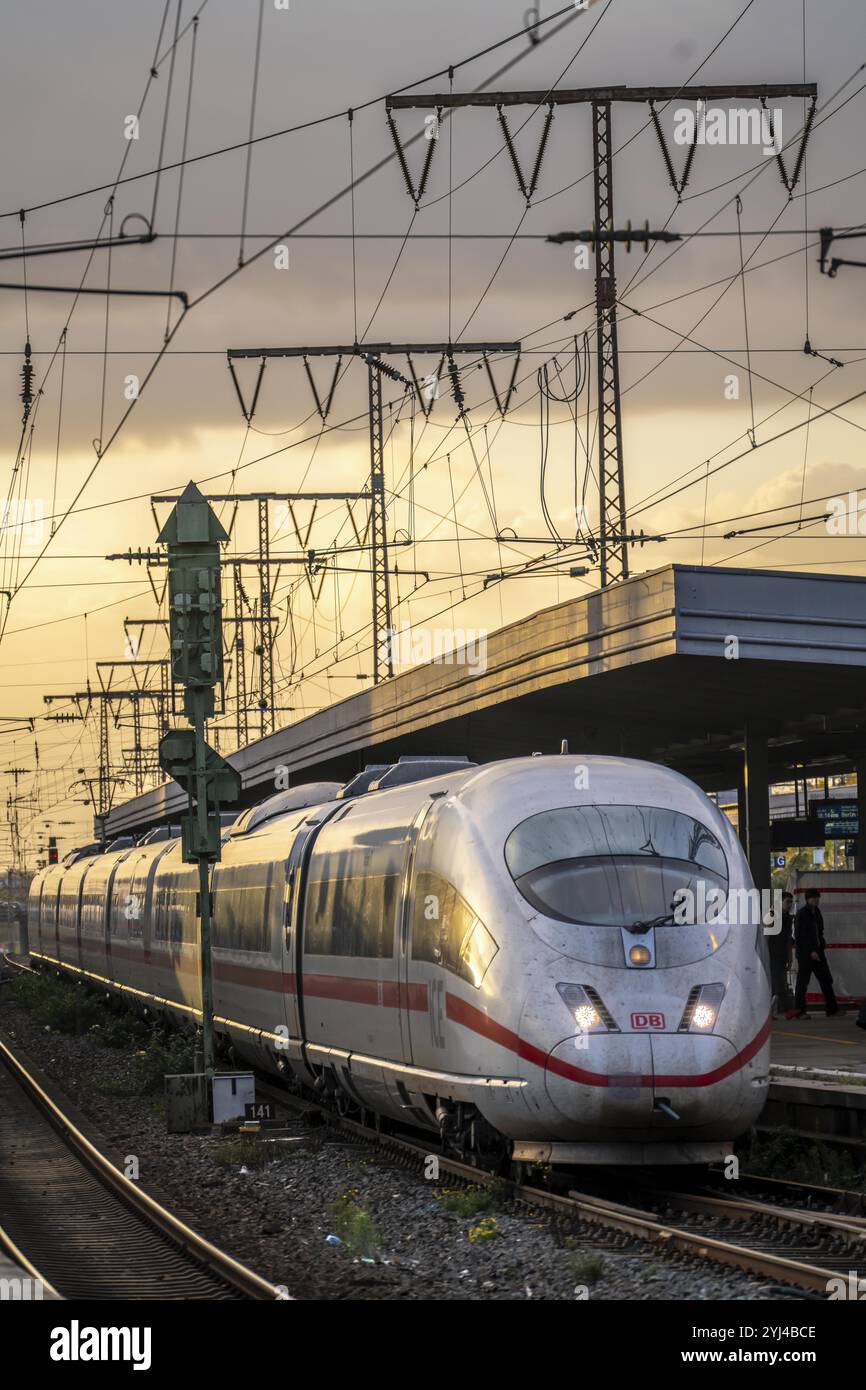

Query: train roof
left=49, top=754, right=731, bottom=868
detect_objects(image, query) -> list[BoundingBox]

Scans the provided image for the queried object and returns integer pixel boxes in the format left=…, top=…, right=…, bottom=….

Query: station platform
left=763, top=1012, right=866, bottom=1144
left=770, top=1012, right=866, bottom=1076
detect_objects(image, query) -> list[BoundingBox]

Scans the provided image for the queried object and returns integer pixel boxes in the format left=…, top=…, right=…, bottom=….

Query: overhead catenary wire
left=5, top=1, right=857, bottom=582
left=7, top=4, right=866, bottom=847
left=50, top=330, right=67, bottom=539
left=4, top=0, right=603, bottom=703
left=734, top=194, right=758, bottom=447
left=165, top=13, right=200, bottom=340
left=0, top=2, right=595, bottom=221
left=150, top=0, right=184, bottom=229
left=0, top=0, right=211, bottom=645
left=799, top=386, right=813, bottom=527
left=238, top=0, right=266, bottom=269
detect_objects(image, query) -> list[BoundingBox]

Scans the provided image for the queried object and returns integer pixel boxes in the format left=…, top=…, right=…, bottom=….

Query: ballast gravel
left=0, top=987, right=787, bottom=1302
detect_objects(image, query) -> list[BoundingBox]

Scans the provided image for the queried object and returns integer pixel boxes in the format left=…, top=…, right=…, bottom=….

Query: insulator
left=497, top=105, right=529, bottom=202
left=496, top=103, right=555, bottom=205
left=385, top=106, right=441, bottom=209
left=20, top=340, right=34, bottom=419
left=527, top=104, right=555, bottom=202
left=359, top=351, right=411, bottom=386
left=649, top=100, right=696, bottom=199
left=446, top=355, right=466, bottom=415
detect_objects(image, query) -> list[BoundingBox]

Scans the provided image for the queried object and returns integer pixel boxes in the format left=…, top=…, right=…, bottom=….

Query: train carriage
left=24, top=754, right=771, bottom=1166
left=107, top=837, right=178, bottom=1004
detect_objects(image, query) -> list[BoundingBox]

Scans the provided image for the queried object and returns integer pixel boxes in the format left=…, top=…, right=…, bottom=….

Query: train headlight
left=575, top=1003, right=600, bottom=1031
left=678, top=983, right=726, bottom=1033
left=692, top=1002, right=716, bottom=1030
left=556, top=983, right=618, bottom=1033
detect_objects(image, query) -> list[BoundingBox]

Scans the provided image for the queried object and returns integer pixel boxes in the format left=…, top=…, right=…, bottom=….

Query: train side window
left=304, top=861, right=399, bottom=959
left=152, top=882, right=169, bottom=942
left=212, top=861, right=273, bottom=952
left=153, top=869, right=196, bottom=945
left=412, top=870, right=497, bottom=988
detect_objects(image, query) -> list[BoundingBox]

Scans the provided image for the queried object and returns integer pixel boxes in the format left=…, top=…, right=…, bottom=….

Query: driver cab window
left=504, top=804, right=728, bottom=928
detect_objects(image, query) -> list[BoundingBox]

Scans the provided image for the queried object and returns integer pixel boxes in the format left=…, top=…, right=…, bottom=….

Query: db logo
left=631, top=1012, right=665, bottom=1030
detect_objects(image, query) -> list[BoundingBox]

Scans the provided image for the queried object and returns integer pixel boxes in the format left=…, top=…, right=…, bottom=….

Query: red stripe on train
left=302, top=973, right=427, bottom=1011
left=81, top=941, right=428, bottom=1009
left=46, top=943, right=772, bottom=1088
left=446, top=993, right=771, bottom=1090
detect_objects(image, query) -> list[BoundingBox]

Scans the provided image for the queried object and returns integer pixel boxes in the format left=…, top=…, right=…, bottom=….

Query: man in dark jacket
left=791, top=888, right=838, bottom=1018
left=768, top=891, right=794, bottom=1017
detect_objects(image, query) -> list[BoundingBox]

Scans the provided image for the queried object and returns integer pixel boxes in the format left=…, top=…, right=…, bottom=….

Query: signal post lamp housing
left=157, top=483, right=241, bottom=1124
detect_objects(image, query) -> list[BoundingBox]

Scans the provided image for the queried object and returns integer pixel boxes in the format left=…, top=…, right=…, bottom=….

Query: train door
left=282, top=808, right=341, bottom=1079
left=141, top=845, right=174, bottom=985
left=53, top=879, right=62, bottom=961
left=73, top=870, right=85, bottom=970
left=104, top=853, right=129, bottom=983
left=300, top=797, right=410, bottom=1066
left=32, top=880, right=44, bottom=956
left=398, top=799, right=438, bottom=1066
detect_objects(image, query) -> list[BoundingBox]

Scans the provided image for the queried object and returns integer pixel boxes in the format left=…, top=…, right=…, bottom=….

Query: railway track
left=255, top=1077, right=864, bottom=1297
left=723, top=1170, right=866, bottom=1218
left=0, top=1033, right=285, bottom=1301
left=4, top=947, right=862, bottom=1302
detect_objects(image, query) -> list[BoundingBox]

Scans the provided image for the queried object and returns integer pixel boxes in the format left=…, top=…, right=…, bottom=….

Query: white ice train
left=24, top=755, right=771, bottom=1166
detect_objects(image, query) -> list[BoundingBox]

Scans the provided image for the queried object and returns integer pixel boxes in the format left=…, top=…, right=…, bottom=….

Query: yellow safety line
left=772, top=1027, right=861, bottom=1047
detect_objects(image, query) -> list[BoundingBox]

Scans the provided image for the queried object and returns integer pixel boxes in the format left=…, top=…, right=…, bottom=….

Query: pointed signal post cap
left=157, top=480, right=230, bottom=547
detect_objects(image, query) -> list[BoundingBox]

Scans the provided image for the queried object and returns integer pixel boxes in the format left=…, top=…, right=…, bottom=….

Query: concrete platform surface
left=770, top=1011, right=866, bottom=1077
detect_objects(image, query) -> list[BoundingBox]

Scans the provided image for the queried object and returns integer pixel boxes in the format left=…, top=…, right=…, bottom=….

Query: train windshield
left=504, top=804, right=728, bottom=927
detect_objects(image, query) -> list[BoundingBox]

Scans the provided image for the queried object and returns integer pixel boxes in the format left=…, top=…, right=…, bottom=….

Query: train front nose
left=540, top=1031, right=752, bottom=1137
left=648, top=1032, right=757, bottom=1133
left=544, top=1034, right=656, bottom=1129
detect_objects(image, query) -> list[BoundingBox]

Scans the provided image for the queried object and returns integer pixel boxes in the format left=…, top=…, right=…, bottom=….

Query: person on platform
left=768, top=891, right=795, bottom=1017
left=787, top=888, right=838, bottom=1019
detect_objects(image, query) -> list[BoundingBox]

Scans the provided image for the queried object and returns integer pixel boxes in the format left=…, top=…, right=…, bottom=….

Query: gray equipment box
left=164, top=1071, right=256, bottom=1131
left=212, top=1071, right=255, bottom=1124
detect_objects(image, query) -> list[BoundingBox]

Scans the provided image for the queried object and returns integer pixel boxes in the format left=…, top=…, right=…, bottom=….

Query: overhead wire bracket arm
left=0, top=282, right=187, bottom=303
left=387, top=84, right=816, bottom=107
left=0, top=221, right=156, bottom=263
left=818, top=226, right=866, bottom=277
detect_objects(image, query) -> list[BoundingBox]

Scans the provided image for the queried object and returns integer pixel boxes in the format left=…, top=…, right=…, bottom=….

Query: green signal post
left=157, top=482, right=241, bottom=1091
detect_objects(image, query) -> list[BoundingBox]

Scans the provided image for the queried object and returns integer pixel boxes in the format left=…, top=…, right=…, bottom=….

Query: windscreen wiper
left=628, top=912, right=675, bottom=934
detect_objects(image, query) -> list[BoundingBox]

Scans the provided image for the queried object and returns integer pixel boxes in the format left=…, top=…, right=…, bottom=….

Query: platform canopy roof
left=104, top=563, right=866, bottom=836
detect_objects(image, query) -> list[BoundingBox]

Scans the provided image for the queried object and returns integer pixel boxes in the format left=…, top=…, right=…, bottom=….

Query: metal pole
left=368, top=365, right=394, bottom=682
left=234, top=567, right=249, bottom=748
left=744, top=721, right=771, bottom=892
left=257, top=497, right=274, bottom=735
left=592, top=99, right=628, bottom=586
left=192, top=692, right=215, bottom=1081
